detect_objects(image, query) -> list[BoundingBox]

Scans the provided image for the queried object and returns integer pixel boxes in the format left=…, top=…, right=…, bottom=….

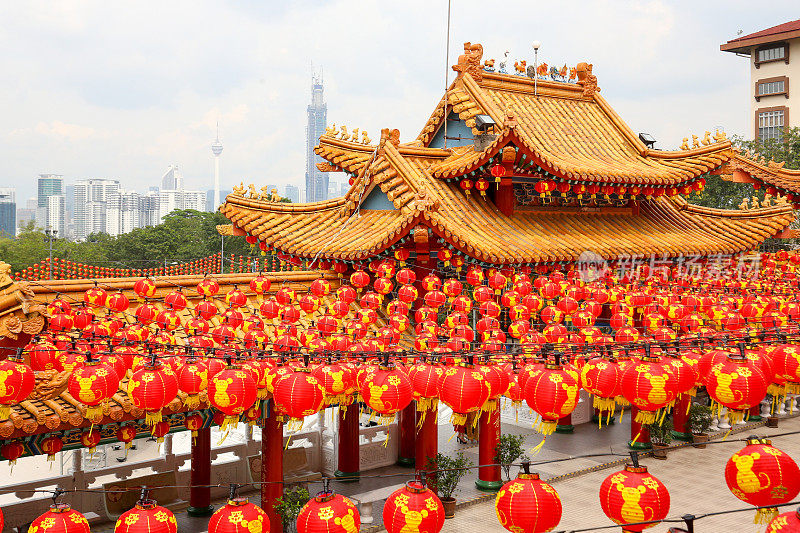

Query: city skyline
left=3, top=2, right=800, bottom=208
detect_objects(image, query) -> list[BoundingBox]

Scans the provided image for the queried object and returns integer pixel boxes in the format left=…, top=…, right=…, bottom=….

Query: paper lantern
left=297, top=492, right=360, bottom=533
left=359, top=364, right=413, bottom=422
left=495, top=471, right=562, bottom=533
left=249, top=275, right=272, bottom=295
left=30, top=503, right=91, bottom=533
left=312, top=363, right=355, bottom=406
left=184, top=412, right=204, bottom=438
left=581, top=357, right=622, bottom=419
left=68, top=359, right=117, bottom=420
left=438, top=363, right=490, bottom=426
left=115, top=498, right=177, bottom=533
left=524, top=362, right=580, bottom=435
left=83, top=287, right=108, bottom=308
left=0, top=356, right=35, bottom=420
left=128, top=361, right=179, bottom=426
left=117, top=424, right=137, bottom=450
left=134, top=278, right=157, bottom=299
left=81, top=429, right=101, bottom=454
left=272, top=369, right=325, bottom=426
left=197, top=278, right=220, bottom=298
left=599, top=463, right=670, bottom=532
left=383, top=481, right=444, bottom=533
left=41, top=434, right=64, bottom=461
left=706, top=354, right=768, bottom=425
left=725, top=437, right=800, bottom=524
left=767, top=507, right=800, bottom=532
left=107, top=292, right=131, bottom=313
left=209, top=496, right=269, bottom=533
left=1, top=440, right=24, bottom=466
left=620, top=355, right=676, bottom=425
left=209, top=365, right=258, bottom=431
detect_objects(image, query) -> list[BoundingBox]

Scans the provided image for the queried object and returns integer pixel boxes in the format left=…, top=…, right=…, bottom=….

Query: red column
left=495, top=177, right=515, bottom=216
left=628, top=406, right=651, bottom=450
left=187, top=426, right=213, bottom=516
left=555, top=413, right=574, bottom=434
left=749, top=403, right=763, bottom=421
left=672, top=395, right=692, bottom=441
left=416, top=403, right=438, bottom=472
left=262, top=400, right=284, bottom=533
left=397, top=403, right=416, bottom=466
left=475, top=407, right=501, bottom=491
left=335, top=402, right=360, bottom=479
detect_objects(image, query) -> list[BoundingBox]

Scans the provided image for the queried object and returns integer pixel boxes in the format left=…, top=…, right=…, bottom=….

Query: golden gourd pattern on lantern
left=28, top=504, right=91, bottom=533
left=600, top=466, right=670, bottom=532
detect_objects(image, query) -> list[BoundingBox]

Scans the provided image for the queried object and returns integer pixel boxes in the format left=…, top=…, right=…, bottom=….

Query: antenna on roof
left=532, top=41, right=541, bottom=97
left=737, top=29, right=743, bottom=35
left=443, top=0, right=452, bottom=149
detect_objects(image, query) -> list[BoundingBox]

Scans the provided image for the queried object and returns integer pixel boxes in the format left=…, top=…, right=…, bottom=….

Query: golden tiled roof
left=726, top=153, right=800, bottom=195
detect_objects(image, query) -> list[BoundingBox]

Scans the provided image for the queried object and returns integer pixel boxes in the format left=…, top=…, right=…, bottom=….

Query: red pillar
left=416, top=403, right=438, bottom=472
left=261, top=400, right=284, bottom=533
left=398, top=403, right=416, bottom=467
left=187, top=426, right=213, bottom=516
left=555, top=413, right=574, bottom=434
left=628, top=406, right=651, bottom=450
left=335, top=402, right=360, bottom=480
left=749, top=403, right=763, bottom=421
left=495, top=177, right=515, bottom=217
left=475, top=407, right=502, bottom=491
left=672, top=395, right=692, bottom=441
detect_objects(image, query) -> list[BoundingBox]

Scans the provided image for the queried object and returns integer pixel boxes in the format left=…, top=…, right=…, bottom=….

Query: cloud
left=33, top=121, right=97, bottom=141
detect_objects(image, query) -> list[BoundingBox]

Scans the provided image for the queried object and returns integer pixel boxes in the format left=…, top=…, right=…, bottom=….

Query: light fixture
left=532, top=40, right=541, bottom=51
left=638, top=133, right=656, bottom=148
left=475, top=115, right=496, bottom=133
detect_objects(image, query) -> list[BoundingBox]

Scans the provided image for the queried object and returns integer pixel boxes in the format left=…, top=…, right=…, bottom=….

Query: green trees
left=0, top=210, right=251, bottom=273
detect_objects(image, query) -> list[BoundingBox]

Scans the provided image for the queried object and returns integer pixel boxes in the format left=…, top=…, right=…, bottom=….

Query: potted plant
left=274, top=486, right=310, bottom=533
left=426, top=451, right=472, bottom=518
left=495, top=433, right=527, bottom=482
left=687, top=403, right=713, bottom=448
left=646, top=418, right=673, bottom=460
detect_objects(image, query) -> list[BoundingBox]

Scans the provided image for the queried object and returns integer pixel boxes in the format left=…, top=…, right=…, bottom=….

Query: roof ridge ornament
left=452, top=42, right=484, bottom=82
left=575, top=62, right=600, bottom=98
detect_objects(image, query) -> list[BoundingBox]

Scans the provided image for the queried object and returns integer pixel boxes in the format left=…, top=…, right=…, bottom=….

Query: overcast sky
left=1, top=1, right=798, bottom=204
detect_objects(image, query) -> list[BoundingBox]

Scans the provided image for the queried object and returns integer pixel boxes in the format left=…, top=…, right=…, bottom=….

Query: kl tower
left=211, top=122, right=223, bottom=209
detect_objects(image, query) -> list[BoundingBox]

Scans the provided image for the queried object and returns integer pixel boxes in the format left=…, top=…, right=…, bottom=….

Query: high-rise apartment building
left=206, top=189, right=231, bottom=212
left=721, top=19, right=800, bottom=141
left=305, top=73, right=328, bottom=202
left=73, top=178, right=120, bottom=240
left=37, top=174, right=64, bottom=234
left=284, top=185, right=300, bottom=203
left=161, top=165, right=184, bottom=191
left=0, top=188, right=16, bottom=238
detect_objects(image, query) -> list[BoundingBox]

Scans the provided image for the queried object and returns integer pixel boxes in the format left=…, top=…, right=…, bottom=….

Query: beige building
left=722, top=19, right=800, bottom=141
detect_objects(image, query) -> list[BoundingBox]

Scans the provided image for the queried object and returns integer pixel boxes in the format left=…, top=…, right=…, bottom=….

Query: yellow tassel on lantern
left=755, top=507, right=779, bottom=524
left=145, top=410, right=163, bottom=426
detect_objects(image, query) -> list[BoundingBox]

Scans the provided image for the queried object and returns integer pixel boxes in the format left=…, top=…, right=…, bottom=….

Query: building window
left=755, top=76, right=789, bottom=101
left=758, top=46, right=786, bottom=63
left=755, top=42, right=789, bottom=68
left=757, top=108, right=786, bottom=141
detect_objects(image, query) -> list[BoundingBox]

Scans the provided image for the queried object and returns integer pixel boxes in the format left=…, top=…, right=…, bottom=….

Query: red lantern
left=128, top=361, right=179, bottom=426
left=164, top=290, right=188, bottom=311
left=1, top=440, right=24, bottom=466
left=360, top=364, right=413, bottom=422
left=107, top=292, right=131, bottom=313
left=620, top=355, right=676, bottom=425
left=81, top=429, right=102, bottom=454
left=117, top=424, right=137, bottom=450
left=725, top=437, right=800, bottom=523
left=250, top=275, right=272, bottom=295
left=581, top=357, right=622, bottom=419
left=273, top=369, right=325, bottom=425
left=197, top=278, right=220, bottom=298
left=30, top=503, right=91, bottom=533
left=134, top=278, right=157, bottom=299
left=151, top=419, right=171, bottom=443
left=68, top=360, right=118, bottom=420
left=115, top=498, right=177, bottom=533
left=438, top=363, right=490, bottom=426
left=41, top=434, right=64, bottom=461
left=767, top=507, right=800, bottom=531
left=383, top=481, right=444, bottom=533
left=599, top=463, right=670, bottom=532
left=209, top=365, right=258, bottom=431
left=83, top=287, right=108, bottom=308
left=350, top=270, right=370, bottom=291
left=706, top=353, right=768, bottom=425
left=297, top=492, right=360, bottom=533
left=0, top=356, right=35, bottom=420
left=209, top=497, right=269, bottom=533
left=524, top=362, right=580, bottom=435
left=495, top=471, right=562, bottom=533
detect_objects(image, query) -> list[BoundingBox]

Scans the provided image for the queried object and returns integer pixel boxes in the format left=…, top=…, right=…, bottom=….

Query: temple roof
left=220, top=43, right=799, bottom=264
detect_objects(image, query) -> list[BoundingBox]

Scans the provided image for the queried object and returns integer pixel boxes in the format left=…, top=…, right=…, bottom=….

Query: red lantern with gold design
left=83, top=287, right=108, bottom=308
left=156, top=309, right=182, bottom=331
left=494, top=470, right=562, bottom=533
left=350, top=270, right=370, bottom=291
left=273, top=369, right=325, bottom=425
left=725, top=437, right=800, bottom=524
left=41, top=434, right=64, bottom=461
left=134, top=278, right=157, bottom=299
left=48, top=298, right=72, bottom=315
left=249, top=275, right=272, bottom=295
left=383, top=481, right=444, bottom=533
left=706, top=353, right=768, bottom=425
left=1, top=440, right=24, bottom=466
left=150, top=419, right=171, bottom=443
left=128, top=361, right=179, bottom=426
left=581, top=357, right=622, bottom=418
left=438, top=363, right=490, bottom=426
left=184, top=413, right=204, bottom=438
left=600, top=463, right=669, bottom=532
left=360, top=364, right=413, bottom=422
left=178, top=359, right=208, bottom=409
left=0, top=356, right=35, bottom=420
left=524, top=361, right=581, bottom=435
left=297, top=491, right=360, bottom=533
left=107, top=292, right=131, bottom=313
left=30, top=503, right=91, bottom=533
left=620, top=355, right=677, bottom=425
left=115, top=498, right=177, bottom=533
left=81, top=429, right=102, bottom=454
left=197, top=278, right=220, bottom=298
left=117, top=424, right=137, bottom=450
left=164, top=290, right=188, bottom=311
left=767, top=507, right=800, bottom=532
left=209, top=496, right=269, bottom=533
left=68, top=359, right=117, bottom=420
left=208, top=365, right=258, bottom=431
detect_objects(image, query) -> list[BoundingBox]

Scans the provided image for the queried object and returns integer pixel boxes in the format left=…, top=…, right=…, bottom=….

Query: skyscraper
left=0, top=188, right=16, bottom=238
left=37, top=174, right=64, bottom=235
left=284, top=185, right=300, bottom=203
left=161, top=165, right=184, bottom=191
left=73, top=178, right=120, bottom=240
left=305, top=73, right=328, bottom=203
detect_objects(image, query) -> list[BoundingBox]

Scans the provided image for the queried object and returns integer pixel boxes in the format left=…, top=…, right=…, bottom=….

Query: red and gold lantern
left=599, top=463, right=670, bottom=532
left=383, top=481, right=444, bottom=533
left=30, top=503, right=91, bottom=533
left=438, top=363, right=490, bottom=426
left=273, top=369, right=325, bottom=426
left=524, top=361, right=581, bottom=435
left=115, top=498, right=177, bottom=533
left=297, top=492, right=360, bottom=533
left=128, top=361, right=179, bottom=426
left=209, top=496, right=269, bottom=533
left=0, top=356, right=35, bottom=420
left=68, top=359, right=118, bottom=420
left=209, top=365, right=258, bottom=431
left=41, top=434, right=64, bottom=461
left=495, top=470, right=562, bottom=533
left=359, top=364, right=413, bottom=422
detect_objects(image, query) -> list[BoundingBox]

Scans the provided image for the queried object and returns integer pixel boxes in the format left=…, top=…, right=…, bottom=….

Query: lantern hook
left=628, top=451, right=640, bottom=468
left=521, top=461, right=530, bottom=475
left=228, top=483, right=239, bottom=501
left=52, top=487, right=64, bottom=505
